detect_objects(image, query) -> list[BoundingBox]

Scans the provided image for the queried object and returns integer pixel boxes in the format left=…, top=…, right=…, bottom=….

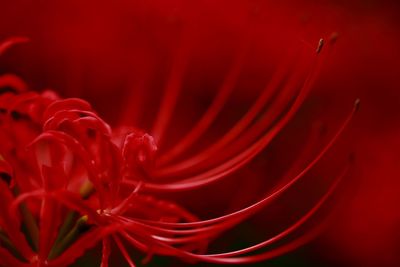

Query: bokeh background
left=0, top=0, right=399, bottom=266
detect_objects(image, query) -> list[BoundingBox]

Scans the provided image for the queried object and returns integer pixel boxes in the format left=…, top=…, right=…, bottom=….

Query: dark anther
left=316, top=38, right=324, bottom=54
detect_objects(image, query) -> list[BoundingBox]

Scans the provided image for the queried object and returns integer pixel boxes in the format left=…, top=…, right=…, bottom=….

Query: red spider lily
left=2, top=1, right=400, bottom=266
left=0, top=20, right=358, bottom=266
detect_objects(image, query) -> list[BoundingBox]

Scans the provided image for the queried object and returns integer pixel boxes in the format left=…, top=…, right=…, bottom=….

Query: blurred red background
left=0, top=0, right=399, bottom=266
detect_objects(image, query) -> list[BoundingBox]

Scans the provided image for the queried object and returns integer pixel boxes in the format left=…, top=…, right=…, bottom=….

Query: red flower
left=0, top=12, right=358, bottom=265
left=1, top=0, right=399, bottom=265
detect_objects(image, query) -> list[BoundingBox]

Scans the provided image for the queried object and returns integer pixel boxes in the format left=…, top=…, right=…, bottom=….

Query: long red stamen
left=100, top=237, right=111, bottom=267
left=151, top=27, right=193, bottom=145
left=139, top=44, right=327, bottom=191
left=119, top=164, right=347, bottom=264
left=113, top=235, right=137, bottom=267
left=157, top=39, right=249, bottom=165
left=131, top=100, right=358, bottom=232
left=152, top=42, right=311, bottom=178
left=0, top=37, right=29, bottom=56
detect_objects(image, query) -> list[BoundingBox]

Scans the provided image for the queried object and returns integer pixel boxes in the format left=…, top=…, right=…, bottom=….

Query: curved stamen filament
left=116, top=163, right=347, bottom=265
left=0, top=37, right=29, bottom=56
left=140, top=49, right=324, bottom=191
left=118, top=124, right=323, bottom=243
left=118, top=163, right=346, bottom=266
left=113, top=235, right=137, bottom=267
left=157, top=39, right=249, bottom=165
left=129, top=98, right=359, bottom=232
left=100, top=237, right=111, bottom=267
left=151, top=26, right=193, bottom=145
left=153, top=42, right=314, bottom=178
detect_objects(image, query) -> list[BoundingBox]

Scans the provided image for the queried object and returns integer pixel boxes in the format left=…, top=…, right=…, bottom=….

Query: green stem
left=48, top=215, right=89, bottom=260
left=49, top=180, right=95, bottom=259
left=52, top=211, right=78, bottom=246
left=12, top=187, right=39, bottom=252
left=0, top=229, right=24, bottom=260
left=20, top=202, right=39, bottom=252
